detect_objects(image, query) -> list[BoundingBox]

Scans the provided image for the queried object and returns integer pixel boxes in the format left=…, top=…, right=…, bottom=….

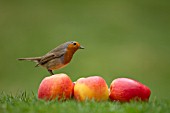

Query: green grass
left=0, top=92, right=169, bottom=113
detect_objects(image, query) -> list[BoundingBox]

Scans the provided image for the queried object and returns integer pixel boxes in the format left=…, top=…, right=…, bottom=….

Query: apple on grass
left=38, top=73, right=73, bottom=101
left=109, top=78, right=151, bottom=102
left=74, top=76, right=109, bottom=101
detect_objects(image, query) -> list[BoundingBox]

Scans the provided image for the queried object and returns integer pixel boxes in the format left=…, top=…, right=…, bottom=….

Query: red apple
left=74, top=76, right=109, bottom=101
left=38, top=73, right=73, bottom=101
left=109, top=78, right=151, bottom=102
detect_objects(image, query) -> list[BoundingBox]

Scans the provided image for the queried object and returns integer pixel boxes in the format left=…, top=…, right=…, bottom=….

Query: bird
left=18, top=41, right=84, bottom=75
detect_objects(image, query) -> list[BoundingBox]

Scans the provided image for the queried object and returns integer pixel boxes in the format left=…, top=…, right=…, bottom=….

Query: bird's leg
left=48, top=69, right=54, bottom=75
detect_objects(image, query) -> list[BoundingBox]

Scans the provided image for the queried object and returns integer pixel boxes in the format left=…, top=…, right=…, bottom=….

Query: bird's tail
left=17, top=57, right=41, bottom=62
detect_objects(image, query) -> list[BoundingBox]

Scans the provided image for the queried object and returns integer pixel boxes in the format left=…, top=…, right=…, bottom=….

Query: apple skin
left=109, top=78, right=151, bottom=102
left=74, top=76, right=109, bottom=101
left=38, top=73, right=73, bottom=101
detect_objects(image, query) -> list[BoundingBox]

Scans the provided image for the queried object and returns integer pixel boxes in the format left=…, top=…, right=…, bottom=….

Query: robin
left=18, top=41, right=84, bottom=75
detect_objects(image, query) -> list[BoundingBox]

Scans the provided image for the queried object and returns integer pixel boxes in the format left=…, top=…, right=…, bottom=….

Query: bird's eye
left=73, top=43, right=77, bottom=45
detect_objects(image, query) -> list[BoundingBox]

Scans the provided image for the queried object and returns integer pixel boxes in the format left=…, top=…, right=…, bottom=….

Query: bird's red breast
left=63, top=42, right=80, bottom=64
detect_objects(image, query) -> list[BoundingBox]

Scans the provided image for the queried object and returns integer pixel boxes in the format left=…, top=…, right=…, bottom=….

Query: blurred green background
left=0, top=0, right=170, bottom=99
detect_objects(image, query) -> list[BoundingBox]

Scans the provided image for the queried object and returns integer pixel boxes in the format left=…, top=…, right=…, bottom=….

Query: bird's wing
left=38, top=51, right=65, bottom=65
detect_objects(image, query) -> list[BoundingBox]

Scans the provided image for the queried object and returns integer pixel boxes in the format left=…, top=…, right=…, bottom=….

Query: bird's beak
left=79, top=45, right=85, bottom=49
